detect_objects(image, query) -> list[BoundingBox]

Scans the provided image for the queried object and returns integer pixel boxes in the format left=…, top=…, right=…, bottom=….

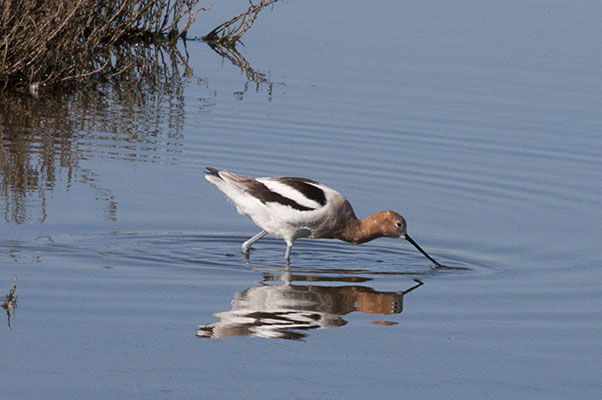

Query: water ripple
left=1, top=231, right=490, bottom=278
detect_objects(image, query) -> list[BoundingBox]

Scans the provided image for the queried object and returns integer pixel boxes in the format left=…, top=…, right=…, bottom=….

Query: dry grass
left=0, top=0, right=201, bottom=90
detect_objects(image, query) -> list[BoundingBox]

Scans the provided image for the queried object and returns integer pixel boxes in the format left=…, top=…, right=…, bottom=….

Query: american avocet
left=205, top=167, right=445, bottom=266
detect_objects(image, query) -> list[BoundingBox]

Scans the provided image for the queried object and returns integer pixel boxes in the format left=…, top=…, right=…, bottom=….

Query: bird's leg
left=242, top=230, right=268, bottom=254
left=284, top=241, right=293, bottom=263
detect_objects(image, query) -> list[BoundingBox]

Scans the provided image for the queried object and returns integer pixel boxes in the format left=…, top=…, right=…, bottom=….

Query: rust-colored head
left=346, top=210, right=407, bottom=244
left=355, top=210, right=444, bottom=267
left=373, top=210, right=407, bottom=239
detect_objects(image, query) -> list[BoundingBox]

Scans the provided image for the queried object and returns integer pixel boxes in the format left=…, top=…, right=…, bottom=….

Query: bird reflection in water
left=197, top=269, right=423, bottom=340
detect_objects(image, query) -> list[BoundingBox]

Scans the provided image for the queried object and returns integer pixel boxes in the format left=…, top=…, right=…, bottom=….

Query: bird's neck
left=337, top=212, right=389, bottom=244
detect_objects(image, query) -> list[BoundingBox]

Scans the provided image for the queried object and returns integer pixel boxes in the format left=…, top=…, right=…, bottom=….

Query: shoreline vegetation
left=0, top=0, right=277, bottom=91
left=0, top=1, right=279, bottom=225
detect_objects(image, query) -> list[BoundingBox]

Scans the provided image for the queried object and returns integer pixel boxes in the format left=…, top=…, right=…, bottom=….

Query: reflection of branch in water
left=80, top=169, right=118, bottom=222
left=0, top=44, right=188, bottom=224
left=198, top=0, right=282, bottom=100
left=207, top=42, right=280, bottom=101
left=209, top=42, right=268, bottom=83
left=197, top=273, right=424, bottom=340
left=2, top=276, right=18, bottom=330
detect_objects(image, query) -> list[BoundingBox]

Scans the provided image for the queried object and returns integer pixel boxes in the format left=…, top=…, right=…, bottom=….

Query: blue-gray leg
left=242, top=230, right=268, bottom=253
left=284, top=240, right=293, bottom=263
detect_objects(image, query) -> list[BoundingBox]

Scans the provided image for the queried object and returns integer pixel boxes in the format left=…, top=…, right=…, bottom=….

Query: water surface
left=2, top=1, right=602, bottom=399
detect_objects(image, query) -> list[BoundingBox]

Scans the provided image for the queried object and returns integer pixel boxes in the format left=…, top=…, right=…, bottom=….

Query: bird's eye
left=395, top=222, right=402, bottom=228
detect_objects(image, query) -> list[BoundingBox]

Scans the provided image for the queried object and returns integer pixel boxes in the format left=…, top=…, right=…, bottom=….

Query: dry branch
left=2, top=276, right=17, bottom=330
left=203, top=0, right=277, bottom=46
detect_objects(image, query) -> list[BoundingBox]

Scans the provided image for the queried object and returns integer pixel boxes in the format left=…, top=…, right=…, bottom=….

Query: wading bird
left=205, top=167, right=446, bottom=266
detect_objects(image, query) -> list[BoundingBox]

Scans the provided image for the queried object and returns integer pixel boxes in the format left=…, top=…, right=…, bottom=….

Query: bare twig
left=2, top=276, right=17, bottom=330
left=203, top=0, right=277, bottom=46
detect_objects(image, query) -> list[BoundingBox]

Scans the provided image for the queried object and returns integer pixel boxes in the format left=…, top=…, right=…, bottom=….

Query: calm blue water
left=2, top=1, right=602, bottom=399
